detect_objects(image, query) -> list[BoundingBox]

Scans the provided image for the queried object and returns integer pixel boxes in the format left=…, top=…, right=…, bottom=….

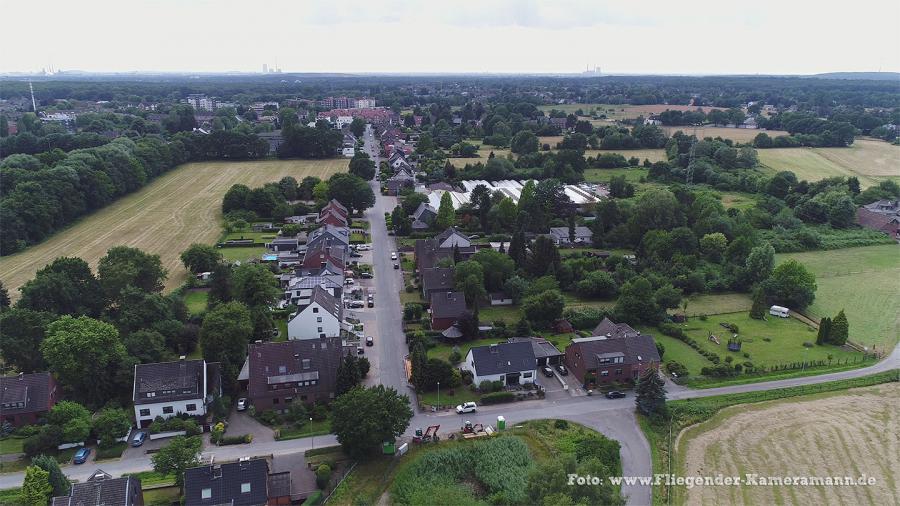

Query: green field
left=777, top=244, right=900, bottom=350
left=183, top=289, right=209, bottom=315
left=677, top=293, right=752, bottom=316
left=0, top=159, right=348, bottom=300
left=646, top=333, right=713, bottom=375
left=0, top=437, right=25, bottom=455
left=758, top=138, right=900, bottom=189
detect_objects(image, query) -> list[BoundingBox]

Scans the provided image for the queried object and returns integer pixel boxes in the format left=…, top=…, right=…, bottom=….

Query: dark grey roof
left=309, top=285, right=341, bottom=319
left=133, top=359, right=206, bottom=405
left=468, top=342, right=536, bottom=376
left=421, top=267, right=455, bottom=294
left=591, top=317, right=641, bottom=339
left=247, top=338, right=344, bottom=401
left=52, top=469, right=143, bottom=506
left=267, top=472, right=291, bottom=498
left=184, top=458, right=269, bottom=506
left=570, top=334, right=661, bottom=368
left=430, top=291, right=467, bottom=319
left=507, top=337, right=563, bottom=360
left=0, top=372, right=54, bottom=415
left=413, top=203, right=437, bottom=223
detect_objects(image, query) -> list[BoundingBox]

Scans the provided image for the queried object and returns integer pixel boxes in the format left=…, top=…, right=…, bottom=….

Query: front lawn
left=418, top=388, right=481, bottom=409
left=275, top=419, right=332, bottom=441
left=219, top=246, right=266, bottom=262
left=95, top=442, right=127, bottom=461
left=0, top=437, right=25, bottom=455
left=478, top=305, right=521, bottom=324
left=123, top=471, right=175, bottom=488
left=641, top=331, right=713, bottom=375
left=143, top=486, right=181, bottom=506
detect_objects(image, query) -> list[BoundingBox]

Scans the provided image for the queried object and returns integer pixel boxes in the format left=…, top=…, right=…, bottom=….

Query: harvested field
left=678, top=382, right=900, bottom=506
left=0, top=159, right=347, bottom=299
left=538, top=103, right=725, bottom=121
left=662, top=125, right=789, bottom=143
left=758, top=138, right=900, bottom=188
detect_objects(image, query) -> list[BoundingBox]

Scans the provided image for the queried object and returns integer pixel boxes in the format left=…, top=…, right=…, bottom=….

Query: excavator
left=413, top=425, right=440, bottom=443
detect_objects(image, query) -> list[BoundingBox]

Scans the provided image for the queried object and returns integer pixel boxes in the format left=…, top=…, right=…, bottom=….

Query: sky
left=4, top=0, right=900, bottom=75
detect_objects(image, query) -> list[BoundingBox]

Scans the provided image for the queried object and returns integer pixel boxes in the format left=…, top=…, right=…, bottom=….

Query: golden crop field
left=0, top=159, right=348, bottom=299
left=677, top=382, right=900, bottom=506
left=758, top=138, right=900, bottom=188
left=538, top=103, right=726, bottom=120
left=661, top=125, right=790, bottom=143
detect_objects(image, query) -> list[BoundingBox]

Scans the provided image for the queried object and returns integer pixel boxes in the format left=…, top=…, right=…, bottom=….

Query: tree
left=435, top=191, right=456, bottom=229
left=22, top=465, right=52, bottom=506
left=200, top=301, right=252, bottom=394
left=48, top=401, right=92, bottom=443
left=327, top=173, right=374, bottom=213
left=522, top=290, right=565, bottom=329
left=349, top=117, right=366, bottom=138
left=93, top=408, right=131, bottom=447
left=816, top=316, right=832, bottom=345
left=762, top=260, right=817, bottom=309
left=180, top=244, right=223, bottom=273
left=42, top=316, right=129, bottom=407
left=575, top=271, right=618, bottom=299
left=98, top=246, right=167, bottom=300
left=400, top=192, right=429, bottom=216
left=391, top=205, right=412, bottom=235
left=507, top=229, right=528, bottom=267
left=336, top=354, right=362, bottom=396
left=348, top=151, right=376, bottom=180
left=614, top=276, right=661, bottom=324
left=208, top=263, right=234, bottom=305
left=749, top=286, right=767, bottom=320
left=152, top=436, right=202, bottom=489
left=0, top=309, right=53, bottom=373
left=635, top=369, right=667, bottom=417
left=699, top=233, right=727, bottom=263
left=30, top=455, right=69, bottom=497
left=526, top=236, right=561, bottom=278
left=0, top=280, right=9, bottom=309
left=123, top=329, right=170, bottom=364
left=222, top=184, right=250, bottom=213
left=745, top=243, right=775, bottom=285
left=232, top=263, right=280, bottom=308
left=503, top=275, right=529, bottom=304
left=472, top=250, right=515, bottom=292
left=653, top=284, right=682, bottom=312
left=17, top=257, right=105, bottom=317
left=608, top=175, right=635, bottom=198
left=331, top=385, right=413, bottom=459
left=510, top=130, right=539, bottom=154
left=829, top=310, right=849, bottom=345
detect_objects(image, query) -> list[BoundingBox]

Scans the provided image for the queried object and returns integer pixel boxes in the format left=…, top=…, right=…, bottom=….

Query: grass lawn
left=0, top=158, right=348, bottom=301
left=0, top=488, right=22, bottom=504
left=677, top=292, right=752, bottom=316
left=143, top=486, right=181, bottom=506
left=584, top=167, right=649, bottom=183
left=351, top=220, right=370, bottom=230
left=718, top=191, right=757, bottom=210
left=274, top=318, right=288, bottom=342
left=219, top=246, right=266, bottom=262
left=399, top=289, right=424, bottom=305
left=428, top=337, right=507, bottom=362
left=478, top=305, right=521, bottom=324
left=643, top=332, right=713, bottom=375
left=350, top=232, right=365, bottom=243
left=777, top=244, right=900, bottom=350
left=0, top=437, right=25, bottom=455
left=123, top=470, right=176, bottom=487
left=0, top=457, right=28, bottom=474
left=275, top=419, right=332, bottom=441
left=418, top=387, right=481, bottom=409
left=95, top=442, right=127, bottom=461
left=222, top=231, right=275, bottom=243
left=675, top=312, right=860, bottom=368
left=563, top=293, right=617, bottom=312
left=183, top=289, right=209, bottom=315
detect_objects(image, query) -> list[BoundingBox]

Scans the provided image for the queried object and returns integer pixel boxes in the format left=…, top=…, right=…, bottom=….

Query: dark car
left=361, top=272, right=373, bottom=279
left=73, top=447, right=91, bottom=464
left=605, top=391, right=626, bottom=399
left=555, top=364, right=569, bottom=376
left=131, top=431, right=147, bottom=447
left=393, top=262, right=399, bottom=269
left=541, top=366, right=554, bottom=377
left=350, top=251, right=362, bottom=258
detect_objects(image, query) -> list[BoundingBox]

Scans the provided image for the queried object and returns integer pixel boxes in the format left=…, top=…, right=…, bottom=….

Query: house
left=277, top=251, right=301, bottom=269
left=421, top=267, right=456, bottom=301
left=132, top=358, right=221, bottom=429
left=184, top=458, right=290, bottom=506
left=429, top=291, right=467, bottom=331
left=0, top=372, right=59, bottom=427
left=412, top=203, right=437, bottom=229
left=857, top=200, right=900, bottom=239
left=284, top=214, right=318, bottom=225
left=565, top=333, right=660, bottom=387
left=283, top=274, right=343, bottom=305
left=288, top=286, right=342, bottom=340
left=320, top=199, right=349, bottom=220
left=461, top=342, right=537, bottom=386
left=51, top=470, right=143, bottom=506
left=506, top=337, right=564, bottom=367
left=489, top=292, right=513, bottom=306
left=385, top=170, right=415, bottom=195
left=242, top=337, right=344, bottom=411
left=549, top=226, right=593, bottom=246
left=317, top=208, right=349, bottom=227
left=305, top=225, right=350, bottom=251
left=592, top=317, right=641, bottom=339
left=268, top=235, right=300, bottom=253
left=413, top=227, right=476, bottom=271
left=550, top=117, right=568, bottom=131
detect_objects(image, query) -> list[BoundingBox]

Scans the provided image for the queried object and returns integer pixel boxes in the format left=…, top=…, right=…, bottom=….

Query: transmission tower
left=685, top=126, right=698, bottom=186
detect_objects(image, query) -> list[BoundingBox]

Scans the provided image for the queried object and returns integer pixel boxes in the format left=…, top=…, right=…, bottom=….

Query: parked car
left=367, top=295, right=374, bottom=307
left=555, top=364, right=569, bottom=376
left=456, top=402, right=477, bottom=414
left=131, top=431, right=147, bottom=447
left=357, top=346, right=365, bottom=355
left=541, top=366, right=554, bottom=377
left=390, top=252, right=397, bottom=260
left=350, top=251, right=362, bottom=258
left=605, top=391, right=626, bottom=399
left=357, top=244, right=371, bottom=251
left=366, top=336, right=374, bottom=346
left=237, top=398, right=248, bottom=411
left=393, top=262, right=399, bottom=269
left=347, top=300, right=365, bottom=308
left=361, top=272, right=373, bottom=278
left=344, top=278, right=355, bottom=285
left=73, top=448, right=91, bottom=464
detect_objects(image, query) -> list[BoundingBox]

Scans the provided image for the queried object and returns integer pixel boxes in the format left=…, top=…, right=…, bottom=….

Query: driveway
left=223, top=411, right=274, bottom=443
left=120, top=430, right=169, bottom=461
left=272, top=452, right=318, bottom=500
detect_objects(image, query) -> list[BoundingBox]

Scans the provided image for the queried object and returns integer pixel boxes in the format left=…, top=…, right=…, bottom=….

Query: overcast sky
left=4, top=0, right=900, bottom=75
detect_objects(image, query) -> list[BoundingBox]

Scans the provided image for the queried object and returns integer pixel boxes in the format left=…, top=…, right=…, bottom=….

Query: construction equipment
left=462, top=421, right=483, bottom=434
left=413, top=425, right=440, bottom=443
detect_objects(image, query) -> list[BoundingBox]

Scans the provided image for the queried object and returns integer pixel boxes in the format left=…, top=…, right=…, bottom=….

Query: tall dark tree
left=335, top=354, right=362, bottom=396
left=0, top=308, right=54, bottom=373
left=526, top=236, right=561, bottom=278
left=635, top=369, right=667, bottom=417
left=816, top=316, right=832, bottom=345
left=330, top=385, right=413, bottom=459
left=0, top=280, right=9, bottom=310
left=200, top=301, right=252, bottom=394
left=98, top=246, right=167, bottom=301
left=327, top=173, right=374, bottom=213
left=829, top=310, right=849, bottom=346
left=749, top=286, right=767, bottom=320
left=180, top=244, right=223, bottom=274
left=348, top=152, right=376, bottom=180
left=507, top=229, right=527, bottom=268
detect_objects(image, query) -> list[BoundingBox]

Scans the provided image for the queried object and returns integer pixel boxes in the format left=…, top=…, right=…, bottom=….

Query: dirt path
left=679, top=383, right=900, bottom=506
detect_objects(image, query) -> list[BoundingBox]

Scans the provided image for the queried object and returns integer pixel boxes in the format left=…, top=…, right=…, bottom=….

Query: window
left=278, top=365, right=287, bottom=374
left=302, top=359, right=311, bottom=369
left=201, top=488, right=212, bottom=499
left=317, top=317, right=322, bottom=323
left=312, top=307, right=319, bottom=313
left=285, top=397, right=293, bottom=404
left=146, top=392, right=155, bottom=398
left=523, top=372, right=533, bottom=378
left=139, top=409, right=150, bottom=417
left=615, top=368, right=622, bottom=375
left=241, top=482, right=251, bottom=494
left=163, top=406, right=174, bottom=414
left=273, top=398, right=280, bottom=405
left=317, top=327, right=323, bottom=333
left=186, top=404, right=197, bottom=412
left=600, top=371, right=609, bottom=377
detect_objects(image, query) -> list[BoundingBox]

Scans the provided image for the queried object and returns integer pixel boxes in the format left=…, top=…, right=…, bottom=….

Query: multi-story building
left=132, top=358, right=221, bottom=428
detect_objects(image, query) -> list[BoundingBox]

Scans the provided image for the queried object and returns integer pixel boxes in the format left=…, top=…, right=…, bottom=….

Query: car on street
left=344, top=278, right=355, bottom=285
left=237, top=398, right=248, bottom=411
left=357, top=346, right=365, bottom=355
left=347, top=300, right=365, bottom=308
left=73, top=448, right=91, bottom=464
left=390, top=252, right=397, bottom=260
left=605, top=391, right=626, bottom=399
left=542, top=366, right=554, bottom=377
left=393, top=262, right=399, bottom=269
left=366, top=336, right=374, bottom=346
left=350, top=251, right=362, bottom=258
left=456, top=402, right=477, bottom=414
left=361, top=272, right=373, bottom=278
left=555, top=364, right=569, bottom=376
left=367, top=295, right=374, bottom=307
left=356, top=244, right=371, bottom=251
left=131, top=431, right=147, bottom=447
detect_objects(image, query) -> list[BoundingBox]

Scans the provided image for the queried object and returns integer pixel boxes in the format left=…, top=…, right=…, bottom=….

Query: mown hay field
left=677, top=382, right=899, bottom=506
left=758, top=138, right=900, bottom=188
left=662, top=125, right=790, bottom=143
left=0, top=159, right=347, bottom=298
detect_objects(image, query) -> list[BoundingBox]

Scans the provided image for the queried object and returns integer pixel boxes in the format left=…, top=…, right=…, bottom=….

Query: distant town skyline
left=4, top=0, right=900, bottom=75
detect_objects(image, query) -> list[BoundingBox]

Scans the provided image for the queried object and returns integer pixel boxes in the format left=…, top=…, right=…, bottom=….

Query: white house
left=288, top=286, right=342, bottom=340
left=132, top=358, right=220, bottom=429
left=461, top=342, right=537, bottom=387
left=549, top=226, right=593, bottom=246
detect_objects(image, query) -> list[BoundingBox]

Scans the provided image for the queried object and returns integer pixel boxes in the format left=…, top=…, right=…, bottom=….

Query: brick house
left=51, top=470, right=143, bottom=506
left=565, top=318, right=661, bottom=387
left=0, top=372, right=59, bottom=427
left=429, top=291, right=467, bottom=331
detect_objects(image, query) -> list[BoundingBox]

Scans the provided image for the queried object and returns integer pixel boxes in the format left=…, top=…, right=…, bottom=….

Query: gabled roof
left=302, top=240, right=347, bottom=270
left=184, top=458, right=269, bottom=506
left=246, top=337, right=343, bottom=399
left=507, top=337, right=564, bottom=359
left=434, top=227, right=471, bottom=249
left=468, top=341, right=536, bottom=376
left=133, top=359, right=206, bottom=405
left=0, top=372, right=54, bottom=415
left=549, top=226, right=593, bottom=239
left=590, top=317, right=641, bottom=339
left=324, top=199, right=349, bottom=216
left=569, top=333, right=661, bottom=368
left=413, top=203, right=437, bottom=222
left=305, top=285, right=341, bottom=319
left=421, top=267, right=455, bottom=294
left=285, top=274, right=343, bottom=291
left=317, top=208, right=349, bottom=227
left=430, top=290, right=467, bottom=319
left=52, top=469, right=142, bottom=506
left=306, top=225, right=350, bottom=250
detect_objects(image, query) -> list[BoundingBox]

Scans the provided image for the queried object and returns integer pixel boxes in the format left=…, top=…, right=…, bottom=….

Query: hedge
left=480, top=392, right=515, bottom=405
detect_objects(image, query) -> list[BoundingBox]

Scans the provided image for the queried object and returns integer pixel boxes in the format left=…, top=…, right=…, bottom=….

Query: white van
left=769, top=305, right=790, bottom=318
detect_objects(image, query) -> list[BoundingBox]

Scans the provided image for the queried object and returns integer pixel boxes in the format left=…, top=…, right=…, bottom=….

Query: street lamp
left=437, top=382, right=440, bottom=411
left=310, top=417, right=314, bottom=450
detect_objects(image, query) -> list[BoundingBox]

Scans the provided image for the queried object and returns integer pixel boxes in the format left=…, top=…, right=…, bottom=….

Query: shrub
left=481, top=392, right=515, bottom=405
left=478, top=380, right=494, bottom=392
left=554, top=419, right=569, bottom=430
left=491, top=380, right=504, bottom=392
left=316, top=464, right=332, bottom=489
left=665, top=361, right=689, bottom=377
left=803, top=342, right=815, bottom=348
left=220, top=435, right=252, bottom=445
left=448, top=350, right=461, bottom=364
